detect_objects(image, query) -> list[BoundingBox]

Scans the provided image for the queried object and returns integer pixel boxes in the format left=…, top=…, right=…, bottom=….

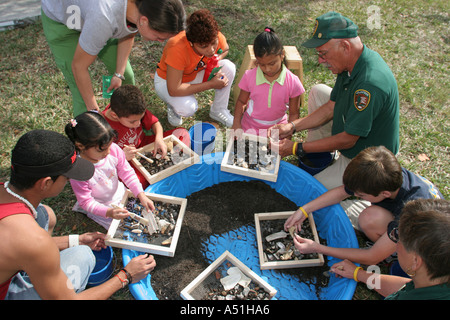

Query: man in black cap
left=270, top=11, right=399, bottom=191
left=0, top=130, right=156, bottom=299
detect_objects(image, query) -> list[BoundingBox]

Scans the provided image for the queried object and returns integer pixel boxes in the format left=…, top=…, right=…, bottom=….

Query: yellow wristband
left=292, top=142, right=298, bottom=156
left=299, top=206, right=308, bottom=219
left=353, top=267, right=363, bottom=282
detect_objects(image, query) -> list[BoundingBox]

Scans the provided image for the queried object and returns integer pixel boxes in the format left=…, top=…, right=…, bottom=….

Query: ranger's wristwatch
left=295, top=142, right=306, bottom=158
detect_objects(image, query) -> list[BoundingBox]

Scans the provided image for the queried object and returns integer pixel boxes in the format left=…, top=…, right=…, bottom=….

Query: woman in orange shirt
left=154, top=9, right=236, bottom=127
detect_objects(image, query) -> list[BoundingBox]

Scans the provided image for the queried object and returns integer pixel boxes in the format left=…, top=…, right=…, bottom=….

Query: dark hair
left=110, top=85, right=147, bottom=118
left=253, top=27, right=284, bottom=58
left=135, top=0, right=186, bottom=34
left=65, top=111, right=117, bottom=151
left=10, top=130, right=73, bottom=190
left=399, top=199, right=450, bottom=283
left=185, top=9, right=219, bottom=45
left=343, top=146, right=402, bottom=196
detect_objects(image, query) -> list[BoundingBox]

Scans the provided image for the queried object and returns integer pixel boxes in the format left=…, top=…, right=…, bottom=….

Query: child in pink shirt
left=232, top=28, right=304, bottom=136
left=65, top=111, right=154, bottom=229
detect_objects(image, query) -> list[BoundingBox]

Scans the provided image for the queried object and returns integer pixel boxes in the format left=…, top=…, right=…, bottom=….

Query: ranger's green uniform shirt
left=330, top=45, right=399, bottom=159
left=385, top=281, right=450, bottom=300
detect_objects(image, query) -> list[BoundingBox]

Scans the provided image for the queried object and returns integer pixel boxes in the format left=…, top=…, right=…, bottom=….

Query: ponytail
left=65, top=111, right=117, bottom=152
left=253, top=26, right=284, bottom=58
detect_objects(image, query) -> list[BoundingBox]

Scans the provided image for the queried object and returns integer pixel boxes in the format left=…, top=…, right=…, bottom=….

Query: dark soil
left=150, top=180, right=329, bottom=300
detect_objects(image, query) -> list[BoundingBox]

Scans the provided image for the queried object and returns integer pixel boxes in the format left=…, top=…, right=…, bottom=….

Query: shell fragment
left=265, top=230, right=289, bottom=242
left=220, top=267, right=251, bottom=291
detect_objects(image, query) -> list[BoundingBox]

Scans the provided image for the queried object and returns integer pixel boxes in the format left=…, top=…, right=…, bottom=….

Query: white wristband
left=69, top=234, right=79, bottom=247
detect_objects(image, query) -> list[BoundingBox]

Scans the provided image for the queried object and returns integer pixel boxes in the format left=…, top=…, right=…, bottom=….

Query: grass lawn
left=0, top=0, right=448, bottom=300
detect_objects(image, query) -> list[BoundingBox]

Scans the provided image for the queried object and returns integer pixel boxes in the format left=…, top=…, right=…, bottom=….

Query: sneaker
left=167, top=105, right=182, bottom=126
left=210, top=109, right=233, bottom=127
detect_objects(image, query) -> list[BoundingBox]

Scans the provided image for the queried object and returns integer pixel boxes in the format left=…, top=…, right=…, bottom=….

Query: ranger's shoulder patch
left=354, top=89, right=371, bottom=111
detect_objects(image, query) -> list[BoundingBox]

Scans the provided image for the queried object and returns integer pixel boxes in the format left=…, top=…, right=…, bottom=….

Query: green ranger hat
left=302, top=11, right=358, bottom=48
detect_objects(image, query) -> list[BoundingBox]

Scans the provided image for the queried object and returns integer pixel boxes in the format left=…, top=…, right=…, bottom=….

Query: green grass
left=0, top=0, right=448, bottom=300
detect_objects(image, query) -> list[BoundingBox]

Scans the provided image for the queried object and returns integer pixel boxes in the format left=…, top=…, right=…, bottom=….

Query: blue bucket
left=88, top=246, right=114, bottom=286
left=298, top=152, right=333, bottom=175
left=189, top=122, right=216, bottom=155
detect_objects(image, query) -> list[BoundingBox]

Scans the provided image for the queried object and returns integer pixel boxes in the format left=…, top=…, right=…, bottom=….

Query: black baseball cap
left=11, top=130, right=94, bottom=181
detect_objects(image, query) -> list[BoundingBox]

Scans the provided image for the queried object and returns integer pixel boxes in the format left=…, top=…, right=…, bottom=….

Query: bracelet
left=68, top=234, right=79, bottom=247
left=292, top=142, right=298, bottom=156
left=353, top=267, right=363, bottom=282
left=115, top=272, right=129, bottom=288
left=299, top=206, right=308, bottom=219
left=113, top=72, right=125, bottom=81
left=290, top=121, right=296, bottom=134
left=121, top=268, right=133, bottom=284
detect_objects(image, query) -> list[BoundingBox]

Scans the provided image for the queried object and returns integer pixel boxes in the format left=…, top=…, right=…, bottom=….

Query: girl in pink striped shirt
left=65, top=111, right=154, bottom=229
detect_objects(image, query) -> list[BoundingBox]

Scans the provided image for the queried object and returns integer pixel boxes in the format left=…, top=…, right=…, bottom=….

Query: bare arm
left=115, top=35, right=134, bottom=76
left=276, top=130, right=359, bottom=157
left=217, top=43, right=229, bottom=60
left=76, top=254, right=155, bottom=300
left=295, top=232, right=397, bottom=265
left=18, top=222, right=83, bottom=299
left=303, top=131, right=359, bottom=153
left=52, top=232, right=107, bottom=251
left=331, top=259, right=411, bottom=297
left=151, top=121, right=167, bottom=157
left=107, top=34, right=135, bottom=91
left=72, top=44, right=98, bottom=111
left=11, top=215, right=154, bottom=300
left=296, top=99, right=335, bottom=131
left=232, top=90, right=250, bottom=130
left=291, top=100, right=335, bottom=133
left=27, top=235, right=155, bottom=299
left=285, top=185, right=350, bottom=231
left=287, top=95, right=300, bottom=123
left=269, top=99, right=335, bottom=140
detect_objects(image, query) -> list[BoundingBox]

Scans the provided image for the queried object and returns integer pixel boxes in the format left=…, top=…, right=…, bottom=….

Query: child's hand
left=108, top=75, right=122, bottom=93
left=209, top=72, right=228, bottom=89
left=330, top=259, right=358, bottom=280
left=293, top=234, right=319, bottom=254
left=137, top=192, right=155, bottom=213
left=231, top=124, right=243, bottom=140
left=106, top=206, right=130, bottom=220
left=123, top=144, right=138, bottom=161
left=284, top=208, right=307, bottom=233
left=152, top=137, right=167, bottom=158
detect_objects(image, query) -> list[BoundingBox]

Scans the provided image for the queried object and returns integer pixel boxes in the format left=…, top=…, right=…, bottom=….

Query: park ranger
left=270, top=11, right=399, bottom=191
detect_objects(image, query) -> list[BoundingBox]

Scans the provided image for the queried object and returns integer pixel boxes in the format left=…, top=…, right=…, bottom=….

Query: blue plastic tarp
left=122, top=152, right=358, bottom=300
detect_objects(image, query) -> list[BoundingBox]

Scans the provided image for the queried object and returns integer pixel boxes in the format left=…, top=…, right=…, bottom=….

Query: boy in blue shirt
left=284, top=146, right=443, bottom=266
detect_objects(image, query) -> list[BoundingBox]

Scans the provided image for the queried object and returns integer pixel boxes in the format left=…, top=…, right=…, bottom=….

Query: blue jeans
left=5, top=204, right=95, bottom=300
